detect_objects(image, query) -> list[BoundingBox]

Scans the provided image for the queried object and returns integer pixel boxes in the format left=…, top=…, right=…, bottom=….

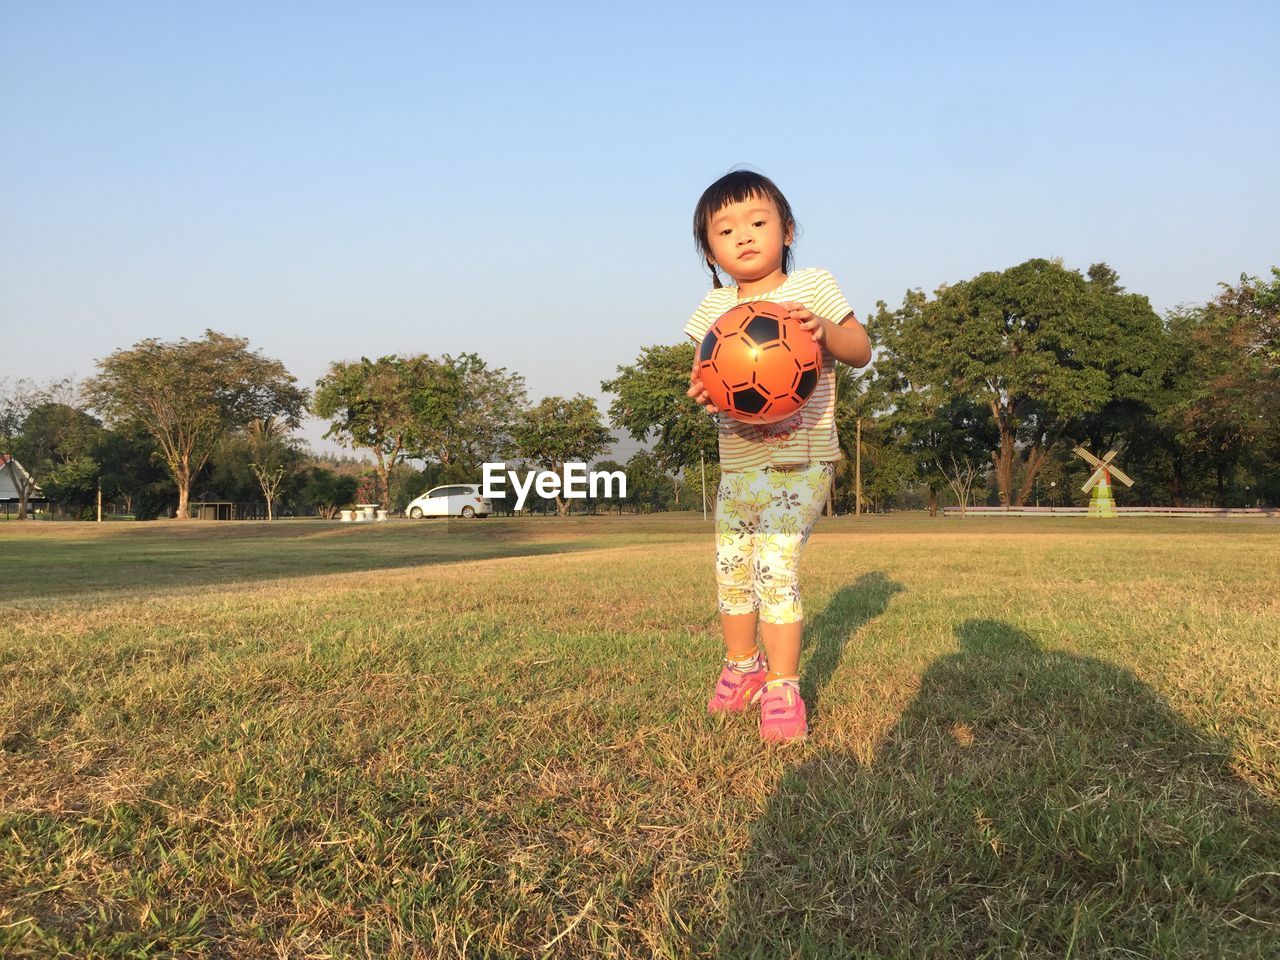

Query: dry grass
left=1, top=515, right=1278, bottom=958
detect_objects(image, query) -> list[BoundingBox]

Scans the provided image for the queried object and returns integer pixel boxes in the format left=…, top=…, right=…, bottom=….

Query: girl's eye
left=720, top=229, right=732, bottom=236
left=753, top=220, right=766, bottom=227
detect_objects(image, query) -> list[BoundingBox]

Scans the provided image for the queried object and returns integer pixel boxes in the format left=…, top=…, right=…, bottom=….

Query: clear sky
left=3, top=1, right=1277, bottom=459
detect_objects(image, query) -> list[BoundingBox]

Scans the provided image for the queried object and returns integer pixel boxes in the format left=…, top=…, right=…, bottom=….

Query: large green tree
left=313, top=354, right=462, bottom=509
left=866, top=298, right=998, bottom=515
left=23, top=402, right=105, bottom=518
left=86, top=331, right=307, bottom=519
left=421, top=352, right=527, bottom=470
left=511, top=394, right=614, bottom=517
left=874, top=260, right=1167, bottom=507
left=10, top=396, right=104, bottom=518
left=1165, top=268, right=1280, bottom=504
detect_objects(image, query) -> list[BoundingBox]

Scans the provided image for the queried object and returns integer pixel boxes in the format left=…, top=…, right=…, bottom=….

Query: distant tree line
left=1, top=333, right=629, bottom=519
left=608, top=260, right=1279, bottom=513
left=3, top=260, right=1275, bottom=520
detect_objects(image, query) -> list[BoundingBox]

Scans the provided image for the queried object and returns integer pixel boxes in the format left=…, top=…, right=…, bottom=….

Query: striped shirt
left=684, top=267, right=854, bottom=472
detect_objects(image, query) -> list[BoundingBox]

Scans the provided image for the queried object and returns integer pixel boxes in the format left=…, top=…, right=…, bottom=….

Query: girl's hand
left=687, top=372, right=720, bottom=413
left=781, top=302, right=830, bottom=348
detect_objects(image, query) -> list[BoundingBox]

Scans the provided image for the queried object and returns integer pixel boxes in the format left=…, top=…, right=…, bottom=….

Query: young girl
left=684, top=171, right=872, bottom=743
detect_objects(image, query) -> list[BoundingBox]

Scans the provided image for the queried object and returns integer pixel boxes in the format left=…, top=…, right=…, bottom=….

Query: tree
left=95, top=428, right=172, bottom=519
left=210, top=417, right=304, bottom=520
left=417, top=353, right=527, bottom=470
left=937, top=454, right=983, bottom=515
left=863, top=301, right=999, bottom=517
left=1, top=378, right=87, bottom=519
left=511, top=395, right=614, bottom=517
left=1165, top=268, right=1280, bottom=505
left=582, top=459, right=625, bottom=515
left=297, top=465, right=358, bottom=520
left=874, top=260, right=1167, bottom=507
left=313, top=355, right=461, bottom=509
left=85, top=331, right=307, bottom=519
left=246, top=417, right=302, bottom=520
left=601, top=343, right=719, bottom=477
left=622, top=450, right=672, bottom=513
left=41, top=457, right=101, bottom=518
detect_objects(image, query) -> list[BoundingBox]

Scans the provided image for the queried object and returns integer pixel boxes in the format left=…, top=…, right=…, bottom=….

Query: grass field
left=1, top=515, right=1278, bottom=959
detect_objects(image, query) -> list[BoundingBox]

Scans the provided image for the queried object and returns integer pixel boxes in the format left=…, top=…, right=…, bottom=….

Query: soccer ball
left=696, top=301, right=822, bottom=425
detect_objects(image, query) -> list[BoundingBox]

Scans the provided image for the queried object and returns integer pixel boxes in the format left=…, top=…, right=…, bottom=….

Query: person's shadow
left=798, top=572, right=905, bottom=724
left=715, top=619, right=1280, bottom=959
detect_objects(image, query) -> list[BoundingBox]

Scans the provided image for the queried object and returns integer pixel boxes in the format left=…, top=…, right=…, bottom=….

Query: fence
left=942, top=505, right=1278, bottom=518
left=189, top=501, right=273, bottom=520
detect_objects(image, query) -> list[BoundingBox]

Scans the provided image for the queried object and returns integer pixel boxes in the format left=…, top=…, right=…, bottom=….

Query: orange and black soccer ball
left=696, top=301, right=822, bottom=425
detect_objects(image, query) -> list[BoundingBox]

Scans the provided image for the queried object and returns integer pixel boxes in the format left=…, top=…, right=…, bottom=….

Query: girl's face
left=705, top=194, right=793, bottom=288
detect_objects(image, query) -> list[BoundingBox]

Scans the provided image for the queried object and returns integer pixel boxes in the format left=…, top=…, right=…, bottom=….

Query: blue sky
left=3, top=1, right=1277, bottom=459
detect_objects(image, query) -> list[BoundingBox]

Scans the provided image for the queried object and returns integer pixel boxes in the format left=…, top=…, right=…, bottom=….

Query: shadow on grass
left=717, top=620, right=1280, bottom=958
left=800, top=572, right=905, bottom=723
left=0, top=520, right=653, bottom=602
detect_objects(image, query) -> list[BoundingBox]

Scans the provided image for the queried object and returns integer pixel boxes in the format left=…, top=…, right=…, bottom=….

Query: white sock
left=725, top=650, right=764, bottom=673
left=765, top=675, right=800, bottom=691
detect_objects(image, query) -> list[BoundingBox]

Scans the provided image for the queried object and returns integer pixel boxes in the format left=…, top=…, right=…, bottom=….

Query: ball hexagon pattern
left=696, top=300, right=823, bottom=425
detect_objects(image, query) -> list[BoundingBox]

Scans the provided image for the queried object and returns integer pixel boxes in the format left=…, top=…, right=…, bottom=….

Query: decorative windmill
left=1073, top=446, right=1134, bottom=518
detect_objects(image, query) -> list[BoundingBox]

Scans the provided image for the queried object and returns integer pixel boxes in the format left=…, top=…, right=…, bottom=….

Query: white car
left=405, top=484, right=493, bottom=519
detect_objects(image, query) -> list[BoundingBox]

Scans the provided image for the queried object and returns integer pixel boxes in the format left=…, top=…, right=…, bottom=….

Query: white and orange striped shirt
left=684, top=267, right=854, bottom=472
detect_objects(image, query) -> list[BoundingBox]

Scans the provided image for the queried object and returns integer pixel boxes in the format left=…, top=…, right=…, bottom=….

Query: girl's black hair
left=693, top=170, right=797, bottom=289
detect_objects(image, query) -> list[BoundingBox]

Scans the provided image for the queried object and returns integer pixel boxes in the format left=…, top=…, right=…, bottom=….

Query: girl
left=684, top=170, right=872, bottom=743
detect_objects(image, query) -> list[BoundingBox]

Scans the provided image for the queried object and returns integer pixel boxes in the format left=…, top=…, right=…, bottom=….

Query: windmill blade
left=1101, top=450, right=1119, bottom=466
left=1109, top=464, right=1135, bottom=487
left=1082, top=466, right=1106, bottom=493
left=1073, top=445, right=1104, bottom=469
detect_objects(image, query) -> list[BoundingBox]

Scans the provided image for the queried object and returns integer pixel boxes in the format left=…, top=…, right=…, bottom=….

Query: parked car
left=405, top=484, right=492, bottom=519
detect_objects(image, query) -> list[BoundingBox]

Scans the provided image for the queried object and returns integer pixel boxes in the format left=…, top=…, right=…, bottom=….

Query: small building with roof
left=0, top=455, right=50, bottom=519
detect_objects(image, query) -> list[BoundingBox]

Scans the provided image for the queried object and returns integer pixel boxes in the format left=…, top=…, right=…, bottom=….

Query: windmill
left=1073, top=446, right=1134, bottom=518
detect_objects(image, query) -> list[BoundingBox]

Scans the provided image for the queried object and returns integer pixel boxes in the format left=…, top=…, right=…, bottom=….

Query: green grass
left=1, top=515, right=1277, bottom=958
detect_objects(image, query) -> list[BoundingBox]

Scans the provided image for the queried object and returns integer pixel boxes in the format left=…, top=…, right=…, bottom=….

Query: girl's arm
left=819, top=312, right=873, bottom=368
left=783, top=304, right=872, bottom=368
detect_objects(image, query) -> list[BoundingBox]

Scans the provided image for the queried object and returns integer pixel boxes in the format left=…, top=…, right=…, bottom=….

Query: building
left=0, top=455, right=50, bottom=519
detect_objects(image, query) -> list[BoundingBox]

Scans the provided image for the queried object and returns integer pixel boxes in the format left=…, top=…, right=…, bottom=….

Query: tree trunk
left=1014, top=449, right=1041, bottom=507
left=927, top=486, right=938, bottom=518
left=989, top=399, right=1020, bottom=508
left=995, top=430, right=1017, bottom=508
left=1171, top=462, right=1185, bottom=507
left=175, top=463, right=191, bottom=519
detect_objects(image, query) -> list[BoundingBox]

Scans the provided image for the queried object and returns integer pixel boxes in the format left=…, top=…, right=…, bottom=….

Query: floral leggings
left=714, top=461, right=834, bottom=625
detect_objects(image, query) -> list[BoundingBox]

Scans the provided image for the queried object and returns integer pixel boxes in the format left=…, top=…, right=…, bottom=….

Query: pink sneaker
left=707, top=658, right=769, bottom=713
left=759, top=681, right=808, bottom=742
